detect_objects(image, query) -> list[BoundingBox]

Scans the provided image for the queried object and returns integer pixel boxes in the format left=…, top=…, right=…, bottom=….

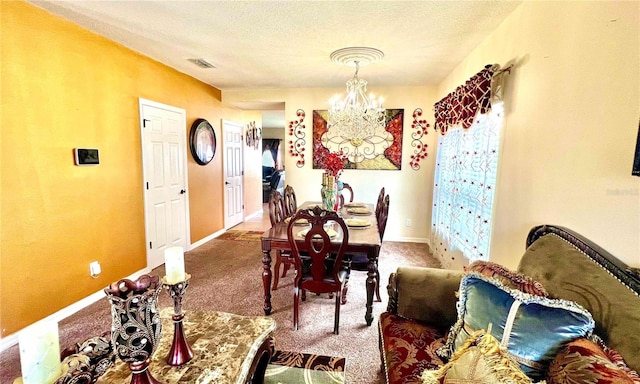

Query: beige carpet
left=0, top=238, right=440, bottom=384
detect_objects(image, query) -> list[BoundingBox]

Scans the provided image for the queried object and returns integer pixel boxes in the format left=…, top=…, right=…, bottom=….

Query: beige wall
left=227, top=1, right=640, bottom=270
left=263, top=128, right=285, bottom=140
left=225, top=86, right=439, bottom=242
left=437, top=1, right=640, bottom=269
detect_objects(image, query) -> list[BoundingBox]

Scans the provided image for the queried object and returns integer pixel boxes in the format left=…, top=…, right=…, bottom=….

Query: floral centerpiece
left=321, top=151, right=347, bottom=210
left=323, top=151, right=347, bottom=178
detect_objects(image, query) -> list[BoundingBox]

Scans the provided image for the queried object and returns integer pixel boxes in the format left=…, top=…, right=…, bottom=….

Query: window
left=431, top=102, right=503, bottom=268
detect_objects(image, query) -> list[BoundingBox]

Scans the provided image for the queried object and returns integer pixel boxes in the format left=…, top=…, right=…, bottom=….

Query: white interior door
left=223, top=120, right=244, bottom=228
left=139, top=98, right=190, bottom=270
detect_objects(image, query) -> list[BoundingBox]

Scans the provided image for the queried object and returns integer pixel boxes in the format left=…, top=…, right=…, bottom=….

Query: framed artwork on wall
left=312, top=109, right=403, bottom=171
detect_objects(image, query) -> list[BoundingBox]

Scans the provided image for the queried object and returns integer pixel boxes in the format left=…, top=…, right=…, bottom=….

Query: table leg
left=365, top=250, right=378, bottom=326
left=262, top=248, right=273, bottom=315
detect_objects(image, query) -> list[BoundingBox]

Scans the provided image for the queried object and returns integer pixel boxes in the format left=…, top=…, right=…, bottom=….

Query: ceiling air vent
left=188, top=58, right=216, bottom=69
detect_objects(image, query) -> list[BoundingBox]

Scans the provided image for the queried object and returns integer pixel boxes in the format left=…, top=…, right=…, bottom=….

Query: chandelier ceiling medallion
left=324, top=47, right=392, bottom=164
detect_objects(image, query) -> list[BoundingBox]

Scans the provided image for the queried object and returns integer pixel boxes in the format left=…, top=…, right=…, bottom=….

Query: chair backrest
left=268, top=190, right=286, bottom=226
left=342, top=182, right=354, bottom=202
left=287, top=206, right=349, bottom=291
left=375, top=187, right=386, bottom=219
left=377, top=194, right=390, bottom=241
left=283, top=185, right=297, bottom=217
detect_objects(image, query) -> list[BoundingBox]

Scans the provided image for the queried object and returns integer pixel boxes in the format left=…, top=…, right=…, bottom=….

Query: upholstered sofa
left=379, top=225, right=640, bottom=384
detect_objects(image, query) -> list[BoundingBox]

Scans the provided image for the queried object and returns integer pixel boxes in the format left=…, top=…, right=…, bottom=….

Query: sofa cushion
left=465, top=261, right=549, bottom=297
left=379, top=312, right=446, bottom=384
left=440, top=273, right=595, bottom=381
left=547, top=337, right=640, bottom=384
left=422, top=330, right=533, bottom=384
left=396, top=267, right=465, bottom=331
left=518, top=234, right=640, bottom=372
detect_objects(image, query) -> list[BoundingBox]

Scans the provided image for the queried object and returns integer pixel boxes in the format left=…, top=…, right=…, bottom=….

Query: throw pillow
left=465, top=261, right=549, bottom=297
left=422, top=329, right=533, bottom=384
left=547, top=337, right=640, bottom=384
left=439, top=273, right=595, bottom=381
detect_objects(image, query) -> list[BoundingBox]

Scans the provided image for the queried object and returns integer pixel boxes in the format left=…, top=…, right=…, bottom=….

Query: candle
left=18, top=321, right=62, bottom=384
left=165, top=246, right=186, bottom=284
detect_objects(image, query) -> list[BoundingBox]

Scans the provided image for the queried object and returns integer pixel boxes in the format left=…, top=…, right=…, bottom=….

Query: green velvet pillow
left=439, top=273, right=595, bottom=381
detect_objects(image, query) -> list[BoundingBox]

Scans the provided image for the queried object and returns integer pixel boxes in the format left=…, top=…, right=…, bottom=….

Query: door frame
left=222, top=119, right=244, bottom=229
left=139, top=98, right=191, bottom=268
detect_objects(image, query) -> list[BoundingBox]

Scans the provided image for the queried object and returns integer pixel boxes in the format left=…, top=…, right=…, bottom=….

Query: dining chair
left=338, top=182, right=354, bottom=208
left=287, top=206, right=350, bottom=334
left=375, top=187, right=386, bottom=219
left=268, top=190, right=294, bottom=290
left=345, top=189, right=389, bottom=302
left=283, top=185, right=297, bottom=217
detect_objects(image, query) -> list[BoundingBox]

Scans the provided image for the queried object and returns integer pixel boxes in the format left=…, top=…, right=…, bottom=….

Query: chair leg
left=272, top=251, right=282, bottom=291
left=341, top=282, right=349, bottom=305
left=293, top=286, right=300, bottom=330
left=281, top=261, right=291, bottom=278
left=334, top=289, right=341, bottom=335
left=375, top=267, right=381, bottom=302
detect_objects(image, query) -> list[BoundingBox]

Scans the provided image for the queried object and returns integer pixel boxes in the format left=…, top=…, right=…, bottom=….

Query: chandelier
left=324, top=47, right=392, bottom=163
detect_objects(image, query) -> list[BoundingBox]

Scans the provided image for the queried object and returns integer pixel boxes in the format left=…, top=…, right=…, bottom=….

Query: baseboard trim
left=385, top=236, right=430, bottom=244
left=0, top=267, right=152, bottom=353
left=190, top=229, right=225, bottom=249
left=244, top=209, right=263, bottom=221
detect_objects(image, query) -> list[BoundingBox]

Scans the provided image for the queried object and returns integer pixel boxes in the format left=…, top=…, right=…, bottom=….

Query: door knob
left=225, top=182, right=230, bottom=185
left=180, top=189, right=186, bottom=194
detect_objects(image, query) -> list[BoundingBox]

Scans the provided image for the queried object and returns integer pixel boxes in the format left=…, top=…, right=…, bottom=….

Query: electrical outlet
left=405, top=219, right=412, bottom=227
left=90, top=261, right=101, bottom=277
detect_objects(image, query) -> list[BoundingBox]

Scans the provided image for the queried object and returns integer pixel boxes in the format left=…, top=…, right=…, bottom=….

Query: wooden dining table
left=260, top=201, right=381, bottom=326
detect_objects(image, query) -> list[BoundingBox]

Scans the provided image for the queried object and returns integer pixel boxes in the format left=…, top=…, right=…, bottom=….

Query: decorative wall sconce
left=245, top=121, right=261, bottom=149
left=409, top=108, right=430, bottom=170
left=288, top=109, right=306, bottom=168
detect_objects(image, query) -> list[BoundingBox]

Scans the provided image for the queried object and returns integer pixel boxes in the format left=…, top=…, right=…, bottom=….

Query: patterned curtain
left=263, top=139, right=281, bottom=169
left=431, top=65, right=504, bottom=268
left=431, top=104, right=502, bottom=267
left=433, top=64, right=499, bottom=135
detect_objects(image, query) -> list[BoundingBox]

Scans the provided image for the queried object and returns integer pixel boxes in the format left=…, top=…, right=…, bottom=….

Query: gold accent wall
left=0, top=1, right=257, bottom=336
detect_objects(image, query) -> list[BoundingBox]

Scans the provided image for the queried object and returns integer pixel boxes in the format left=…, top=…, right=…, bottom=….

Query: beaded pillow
left=547, top=336, right=640, bottom=384
left=423, top=330, right=533, bottom=384
left=465, top=261, right=549, bottom=297
left=439, top=273, right=595, bottom=381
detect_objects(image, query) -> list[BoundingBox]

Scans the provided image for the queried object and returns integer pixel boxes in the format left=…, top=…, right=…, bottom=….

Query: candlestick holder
left=162, top=274, right=193, bottom=366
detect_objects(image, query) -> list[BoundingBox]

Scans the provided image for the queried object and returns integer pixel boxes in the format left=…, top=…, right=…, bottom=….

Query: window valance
left=434, top=64, right=504, bottom=135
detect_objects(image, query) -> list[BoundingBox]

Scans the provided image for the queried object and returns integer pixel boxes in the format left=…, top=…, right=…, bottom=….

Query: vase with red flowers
left=321, top=151, right=346, bottom=210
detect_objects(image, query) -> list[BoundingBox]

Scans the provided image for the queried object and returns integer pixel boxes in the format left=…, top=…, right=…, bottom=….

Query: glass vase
left=323, top=175, right=337, bottom=211
left=335, top=179, right=344, bottom=210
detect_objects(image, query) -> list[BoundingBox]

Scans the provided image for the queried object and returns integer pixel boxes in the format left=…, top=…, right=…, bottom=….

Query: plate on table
left=298, top=228, right=337, bottom=239
left=347, top=207, right=372, bottom=215
left=344, top=202, right=367, bottom=208
left=285, top=217, right=309, bottom=225
left=346, top=219, right=371, bottom=229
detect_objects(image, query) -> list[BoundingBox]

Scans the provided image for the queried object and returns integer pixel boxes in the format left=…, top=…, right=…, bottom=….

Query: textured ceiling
left=28, top=0, right=522, bottom=126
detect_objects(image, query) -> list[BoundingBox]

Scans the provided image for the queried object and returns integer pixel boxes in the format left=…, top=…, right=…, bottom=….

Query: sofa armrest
left=387, top=266, right=464, bottom=331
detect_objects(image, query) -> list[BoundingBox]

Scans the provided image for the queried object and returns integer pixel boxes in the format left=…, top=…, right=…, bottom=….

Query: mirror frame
left=189, top=118, right=216, bottom=165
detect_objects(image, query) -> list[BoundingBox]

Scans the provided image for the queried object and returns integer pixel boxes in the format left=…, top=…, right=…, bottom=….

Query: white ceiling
left=29, top=0, right=522, bottom=127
